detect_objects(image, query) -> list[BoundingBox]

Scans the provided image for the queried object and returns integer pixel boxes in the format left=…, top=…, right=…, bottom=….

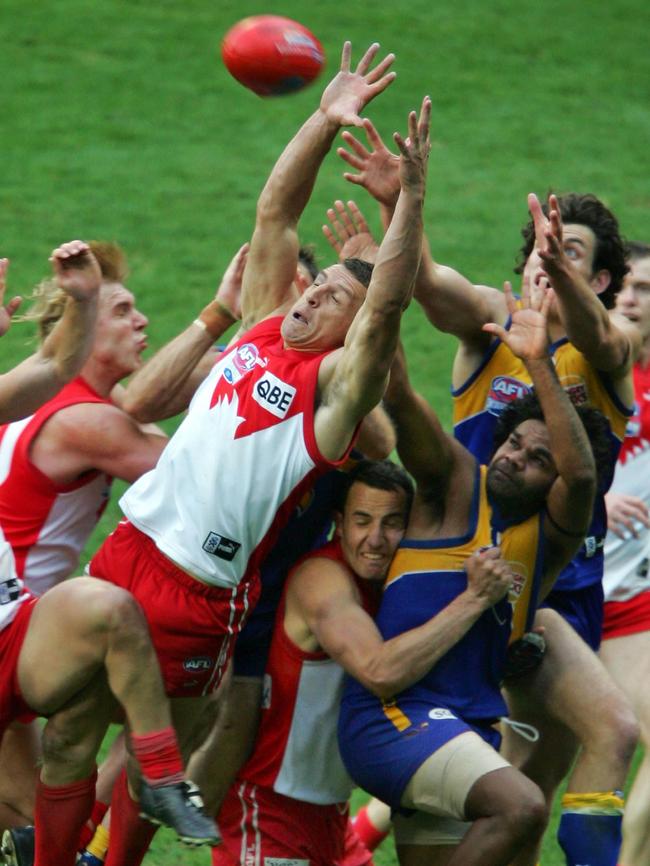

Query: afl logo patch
left=183, top=657, right=213, bottom=672
left=486, top=376, right=530, bottom=416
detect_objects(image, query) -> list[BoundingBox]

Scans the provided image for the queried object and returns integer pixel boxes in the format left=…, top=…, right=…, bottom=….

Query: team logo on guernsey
left=253, top=371, right=296, bottom=419
left=560, top=374, right=588, bottom=406
left=506, top=561, right=528, bottom=605
left=202, top=531, right=241, bottom=561
left=428, top=708, right=457, bottom=720
left=486, top=376, right=530, bottom=416
left=222, top=343, right=266, bottom=385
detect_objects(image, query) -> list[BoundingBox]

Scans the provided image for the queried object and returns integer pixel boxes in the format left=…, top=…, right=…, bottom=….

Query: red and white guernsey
left=0, top=378, right=112, bottom=595
left=604, top=361, right=650, bottom=601
left=241, top=540, right=380, bottom=806
left=121, top=316, right=352, bottom=588
left=0, top=528, right=29, bottom=631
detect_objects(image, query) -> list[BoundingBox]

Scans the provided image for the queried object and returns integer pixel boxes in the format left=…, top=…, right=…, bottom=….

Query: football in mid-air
left=221, top=16, right=325, bottom=97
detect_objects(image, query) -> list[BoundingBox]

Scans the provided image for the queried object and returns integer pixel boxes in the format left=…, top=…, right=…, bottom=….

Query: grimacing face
left=487, top=419, right=558, bottom=515
left=281, top=264, right=367, bottom=352
left=335, top=482, right=409, bottom=582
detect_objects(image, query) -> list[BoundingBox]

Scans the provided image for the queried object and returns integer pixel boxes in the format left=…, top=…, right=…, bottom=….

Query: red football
left=221, top=16, right=325, bottom=97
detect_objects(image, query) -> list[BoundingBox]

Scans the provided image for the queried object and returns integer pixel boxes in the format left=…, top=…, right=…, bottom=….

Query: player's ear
left=334, top=510, right=344, bottom=538
left=294, top=268, right=310, bottom=295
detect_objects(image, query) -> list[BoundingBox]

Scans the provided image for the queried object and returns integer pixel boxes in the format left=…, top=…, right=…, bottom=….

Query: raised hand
left=482, top=279, right=552, bottom=362
left=0, top=259, right=22, bottom=338
left=529, top=192, right=571, bottom=282
left=322, top=200, right=378, bottom=262
left=605, top=491, right=650, bottom=540
left=465, top=547, right=514, bottom=607
left=215, top=243, right=249, bottom=321
left=49, top=240, right=102, bottom=301
left=320, top=42, right=396, bottom=128
left=338, top=118, right=401, bottom=207
left=394, top=95, right=432, bottom=197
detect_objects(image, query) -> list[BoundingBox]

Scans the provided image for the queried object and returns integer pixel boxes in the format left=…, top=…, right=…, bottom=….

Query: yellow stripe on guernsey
left=454, top=339, right=629, bottom=442
left=382, top=701, right=412, bottom=731
left=384, top=467, right=542, bottom=645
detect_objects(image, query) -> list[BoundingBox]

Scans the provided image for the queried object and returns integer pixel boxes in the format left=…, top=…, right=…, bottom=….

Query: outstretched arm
left=289, top=548, right=513, bottom=699
left=530, top=192, right=639, bottom=375
left=315, top=97, right=430, bottom=461
left=484, top=281, right=597, bottom=588
left=241, top=41, right=396, bottom=329
left=0, top=241, right=100, bottom=423
left=122, top=244, right=247, bottom=422
left=337, top=118, right=507, bottom=345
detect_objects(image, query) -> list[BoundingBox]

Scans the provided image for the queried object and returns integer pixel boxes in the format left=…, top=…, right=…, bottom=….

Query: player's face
left=336, top=482, right=408, bottom=582
left=615, top=256, right=650, bottom=341
left=281, top=264, right=366, bottom=351
left=487, top=419, right=558, bottom=515
left=522, top=223, right=609, bottom=305
left=92, top=283, right=149, bottom=376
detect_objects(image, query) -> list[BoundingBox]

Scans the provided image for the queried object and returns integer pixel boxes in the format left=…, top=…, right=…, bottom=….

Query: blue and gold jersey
left=345, top=464, right=545, bottom=723
left=453, top=332, right=631, bottom=591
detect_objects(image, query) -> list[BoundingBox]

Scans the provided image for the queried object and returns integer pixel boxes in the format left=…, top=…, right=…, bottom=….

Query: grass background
left=1, top=0, right=649, bottom=862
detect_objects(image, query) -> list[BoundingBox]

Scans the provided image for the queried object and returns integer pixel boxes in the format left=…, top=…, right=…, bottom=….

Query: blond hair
left=23, top=241, right=129, bottom=341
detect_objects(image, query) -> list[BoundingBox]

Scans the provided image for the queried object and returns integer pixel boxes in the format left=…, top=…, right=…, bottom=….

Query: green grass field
left=2, top=0, right=650, bottom=862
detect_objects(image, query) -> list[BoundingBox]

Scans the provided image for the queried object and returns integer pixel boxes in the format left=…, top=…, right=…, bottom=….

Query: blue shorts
left=337, top=692, right=500, bottom=811
left=541, top=581, right=604, bottom=650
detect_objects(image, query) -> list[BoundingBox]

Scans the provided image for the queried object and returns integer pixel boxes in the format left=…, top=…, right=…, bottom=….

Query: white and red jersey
left=241, top=540, right=379, bottom=806
left=121, top=316, right=352, bottom=588
left=604, top=361, right=650, bottom=602
left=0, top=378, right=112, bottom=595
left=0, top=527, right=30, bottom=631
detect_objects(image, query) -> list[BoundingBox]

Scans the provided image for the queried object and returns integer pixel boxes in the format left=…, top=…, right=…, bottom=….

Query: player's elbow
left=359, top=660, right=403, bottom=700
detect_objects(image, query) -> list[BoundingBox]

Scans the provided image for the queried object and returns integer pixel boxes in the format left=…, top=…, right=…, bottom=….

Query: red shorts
left=0, top=597, right=38, bottom=735
left=213, top=780, right=371, bottom=866
left=602, top=590, right=650, bottom=641
left=89, top=521, right=259, bottom=698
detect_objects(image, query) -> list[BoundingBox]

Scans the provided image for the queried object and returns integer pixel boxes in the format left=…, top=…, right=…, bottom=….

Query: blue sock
left=558, top=791, right=624, bottom=866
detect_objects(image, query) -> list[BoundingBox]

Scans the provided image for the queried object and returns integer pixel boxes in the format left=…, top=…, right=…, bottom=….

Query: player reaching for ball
left=86, top=42, right=431, bottom=865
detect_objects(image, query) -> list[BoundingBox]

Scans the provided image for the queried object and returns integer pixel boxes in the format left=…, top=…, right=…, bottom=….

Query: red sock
left=104, top=769, right=157, bottom=866
left=34, top=770, right=97, bottom=866
left=352, top=805, right=389, bottom=851
left=130, top=726, right=184, bottom=786
left=78, top=799, right=109, bottom=850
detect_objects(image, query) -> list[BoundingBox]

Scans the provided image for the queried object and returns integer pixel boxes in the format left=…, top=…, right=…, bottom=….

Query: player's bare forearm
left=41, top=293, right=98, bottom=384
left=123, top=324, right=217, bottom=422
left=527, top=357, right=596, bottom=506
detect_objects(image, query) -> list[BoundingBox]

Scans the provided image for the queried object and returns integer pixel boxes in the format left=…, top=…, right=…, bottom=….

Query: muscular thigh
left=600, top=630, right=650, bottom=733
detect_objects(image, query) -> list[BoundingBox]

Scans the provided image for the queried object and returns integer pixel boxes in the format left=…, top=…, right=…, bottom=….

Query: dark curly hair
left=343, top=257, right=374, bottom=289
left=337, top=458, right=414, bottom=518
left=491, top=390, right=614, bottom=492
left=515, top=193, right=629, bottom=310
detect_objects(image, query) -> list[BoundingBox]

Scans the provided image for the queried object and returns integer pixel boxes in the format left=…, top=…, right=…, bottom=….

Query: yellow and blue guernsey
left=453, top=331, right=631, bottom=634
left=338, top=463, right=545, bottom=810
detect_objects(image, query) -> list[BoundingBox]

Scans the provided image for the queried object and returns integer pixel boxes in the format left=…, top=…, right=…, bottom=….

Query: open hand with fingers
left=483, top=279, right=552, bottom=362
left=605, top=491, right=650, bottom=540
left=465, top=547, right=515, bottom=608
left=322, top=200, right=379, bottom=263
left=0, top=259, right=22, bottom=338
left=394, top=96, right=432, bottom=197
left=338, top=118, right=401, bottom=207
left=49, top=240, right=102, bottom=301
left=528, top=192, right=572, bottom=283
left=320, top=41, right=396, bottom=128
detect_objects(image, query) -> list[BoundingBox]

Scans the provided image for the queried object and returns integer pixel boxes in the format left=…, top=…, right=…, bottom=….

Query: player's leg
left=17, top=578, right=219, bottom=857
left=0, top=721, right=41, bottom=829
left=398, top=733, right=546, bottom=866
left=599, top=628, right=650, bottom=866
left=504, top=607, right=638, bottom=866
left=188, top=674, right=263, bottom=815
